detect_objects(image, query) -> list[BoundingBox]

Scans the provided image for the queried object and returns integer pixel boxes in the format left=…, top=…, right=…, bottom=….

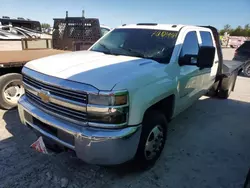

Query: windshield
left=90, top=28, right=178, bottom=63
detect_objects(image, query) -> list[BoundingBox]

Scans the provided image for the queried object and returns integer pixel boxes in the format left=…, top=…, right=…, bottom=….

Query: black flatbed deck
left=221, top=60, right=245, bottom=76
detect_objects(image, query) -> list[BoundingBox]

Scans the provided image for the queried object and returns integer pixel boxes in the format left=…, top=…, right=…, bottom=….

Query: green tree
left=220, top=24, right=232, bottom=35
left=224, top=24, right=232, bottom=32
left=220, top=24, right=250, bottom=37
left=244, top=24, right=250, bottom=37
left=244, top=24, right=250, bottom=30
left=231, top=26, right=243, bottom=36
left=219, top=29, right=226, bottom=35
left=41, top=23, right=51, bottom=29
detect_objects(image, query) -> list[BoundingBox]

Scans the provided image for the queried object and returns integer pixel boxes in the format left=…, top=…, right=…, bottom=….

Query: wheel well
left=144, top=95, right=175, bottom=121
left=0, top=67, right=23, bottom=77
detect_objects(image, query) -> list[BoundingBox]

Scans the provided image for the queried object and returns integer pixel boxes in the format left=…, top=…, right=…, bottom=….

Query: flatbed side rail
left=0, top=61, right=26, bottom=68
left=0, top=49, right=68, bottom=68
left=21, top=38, right=52, bottom=50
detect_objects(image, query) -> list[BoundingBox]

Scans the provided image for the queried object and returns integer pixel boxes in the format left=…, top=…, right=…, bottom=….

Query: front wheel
left=134, top=110, right=167, bottom=170
left=0, top=73, right=24, bottom=110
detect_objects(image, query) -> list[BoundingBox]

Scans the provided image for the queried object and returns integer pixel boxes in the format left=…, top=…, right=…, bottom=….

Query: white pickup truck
left=18, top=23, right=245, bottom=169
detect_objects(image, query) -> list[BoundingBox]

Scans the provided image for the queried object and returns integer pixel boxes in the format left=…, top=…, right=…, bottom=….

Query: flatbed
left=222, top=60, right=245, bottom=76
left=0, top=49, right=67, bottom=67
left=209, top=60, right=246, bottom=99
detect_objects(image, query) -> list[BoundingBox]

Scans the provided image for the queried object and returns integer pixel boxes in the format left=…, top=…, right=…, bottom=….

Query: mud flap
left=217, top=71, right=238, bottom=99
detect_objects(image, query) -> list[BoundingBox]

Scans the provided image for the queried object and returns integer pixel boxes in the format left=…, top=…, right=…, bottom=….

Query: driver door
left=176, top=30, right=203, bottom=112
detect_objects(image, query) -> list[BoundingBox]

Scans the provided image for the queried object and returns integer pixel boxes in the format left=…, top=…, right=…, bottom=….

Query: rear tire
left=217, top=71, right=237, bottom=99
left=133, top=110, right=167, bottom=170
left=0, top=73, right=24, bottom=110
left=217, top=89, right=231, bottom=99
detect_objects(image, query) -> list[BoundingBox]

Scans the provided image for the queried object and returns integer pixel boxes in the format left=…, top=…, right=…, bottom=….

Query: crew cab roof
left=117, top=24, right=207, bottom=31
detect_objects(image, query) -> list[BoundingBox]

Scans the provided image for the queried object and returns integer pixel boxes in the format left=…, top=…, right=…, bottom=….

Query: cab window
left=200, top=31, right=214, bottom=46
left=180, top=31, right=199, bottom=57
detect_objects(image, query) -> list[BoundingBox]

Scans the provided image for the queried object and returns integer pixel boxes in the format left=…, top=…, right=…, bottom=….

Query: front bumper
left=18, top=95, right=141, bottom=165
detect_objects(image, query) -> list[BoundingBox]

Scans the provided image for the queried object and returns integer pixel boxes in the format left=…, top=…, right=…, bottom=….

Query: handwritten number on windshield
left=151, top=31, right=177, bottom=38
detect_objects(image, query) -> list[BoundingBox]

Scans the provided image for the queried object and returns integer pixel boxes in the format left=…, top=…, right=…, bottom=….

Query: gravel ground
left=0, top=49, right=249, bottom=188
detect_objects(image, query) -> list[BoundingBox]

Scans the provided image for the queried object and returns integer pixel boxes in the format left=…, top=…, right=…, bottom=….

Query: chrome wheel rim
left=144, top=125, right=164, bottom=160
left=3, top=80, right=24, bottom=104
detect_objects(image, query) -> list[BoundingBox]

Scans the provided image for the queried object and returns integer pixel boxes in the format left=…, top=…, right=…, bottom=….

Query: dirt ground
left=0, top=48, right=249, bottom=188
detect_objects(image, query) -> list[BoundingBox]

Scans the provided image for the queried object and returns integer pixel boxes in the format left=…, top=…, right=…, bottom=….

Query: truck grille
left=23, top=75, right=88, bottom=123
left=23, top=75, right=87, bottom=104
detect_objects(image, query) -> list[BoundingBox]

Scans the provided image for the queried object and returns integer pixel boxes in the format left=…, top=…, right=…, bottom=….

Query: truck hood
left=25, top=51, right=155, bottom=90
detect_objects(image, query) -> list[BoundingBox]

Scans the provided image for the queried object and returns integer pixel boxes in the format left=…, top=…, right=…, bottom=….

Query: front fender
left=127, top=78, right=177, bottom=125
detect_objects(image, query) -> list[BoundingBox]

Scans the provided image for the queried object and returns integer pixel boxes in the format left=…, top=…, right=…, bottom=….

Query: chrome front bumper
left=18, top=95, right=141, bottom=165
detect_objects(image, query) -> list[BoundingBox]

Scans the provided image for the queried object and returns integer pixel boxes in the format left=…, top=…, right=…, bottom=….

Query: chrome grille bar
left=26, top=91, right=87, bottom=122
left=23, top=82, right=86, bottom=112
left=23, top=75, right=87, bottom=103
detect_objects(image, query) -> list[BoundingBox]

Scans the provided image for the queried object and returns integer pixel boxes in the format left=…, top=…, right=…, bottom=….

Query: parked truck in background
left=0, top=13, right=110, bottom=110
left=0, top=16, right=41, bottom=31
left=233, top=40, right=250, bottom=77
left=17, top=23, right=245, bottom=169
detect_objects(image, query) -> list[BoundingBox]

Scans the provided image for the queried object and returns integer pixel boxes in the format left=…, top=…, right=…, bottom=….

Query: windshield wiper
left=118, top=46, right=145, bottom=58
left=98, top=43, right=112, bottom=54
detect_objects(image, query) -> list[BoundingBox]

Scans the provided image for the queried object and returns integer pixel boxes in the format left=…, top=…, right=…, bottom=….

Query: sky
left=0, top=0, right=249, bottom=30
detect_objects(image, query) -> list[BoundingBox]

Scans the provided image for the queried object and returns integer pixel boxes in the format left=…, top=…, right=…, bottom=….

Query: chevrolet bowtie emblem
left=38, top=90, right=50, bottom=103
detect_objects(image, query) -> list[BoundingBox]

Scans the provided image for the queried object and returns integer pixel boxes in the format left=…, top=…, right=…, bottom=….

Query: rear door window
left=200, top=31, right=214, bottom=46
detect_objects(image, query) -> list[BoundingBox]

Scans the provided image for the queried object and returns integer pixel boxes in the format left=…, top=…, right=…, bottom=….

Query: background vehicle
left=0, top=16, right=51, bottom=39
left=0, top=25, right=34, bottom=39
left=52, top=11, right=109, bottom=51
left=229, top=36, right=247, bottom=48
left=233, top=41, right=250, bottom=77
left=0, top=12, right=109, bottom=110
left=0, top=29, right=24, bottom=39
left=17, top=24, right=245, bottom=169
left=0, top=16, right=41, bottom=31
left=100, top=25, right=111, bottom=36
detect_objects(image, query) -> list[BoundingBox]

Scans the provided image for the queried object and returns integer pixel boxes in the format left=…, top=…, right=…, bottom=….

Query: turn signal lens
left=114, top=95, right=127, bottom=105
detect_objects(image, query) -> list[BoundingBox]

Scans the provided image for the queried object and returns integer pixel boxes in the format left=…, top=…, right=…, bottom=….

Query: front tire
left=134, top=110, right=167, bottom=170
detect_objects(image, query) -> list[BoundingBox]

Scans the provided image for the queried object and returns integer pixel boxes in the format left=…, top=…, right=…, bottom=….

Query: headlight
left=87, top=90, right=129, bottom=127
left=88, top=106, right=129, bottom=125
left=88, top=94, right=111, bottom=106
left=88, top=90, right=128, bottom=106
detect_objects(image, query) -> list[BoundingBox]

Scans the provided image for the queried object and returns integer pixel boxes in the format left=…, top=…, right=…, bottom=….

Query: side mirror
left=197, top=46, right=215, bottom=69
left=179, top=54, right=198, bottom=66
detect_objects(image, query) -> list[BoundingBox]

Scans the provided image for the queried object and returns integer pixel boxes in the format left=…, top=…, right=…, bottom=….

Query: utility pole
left=82, top=10, right=85, bottom=18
